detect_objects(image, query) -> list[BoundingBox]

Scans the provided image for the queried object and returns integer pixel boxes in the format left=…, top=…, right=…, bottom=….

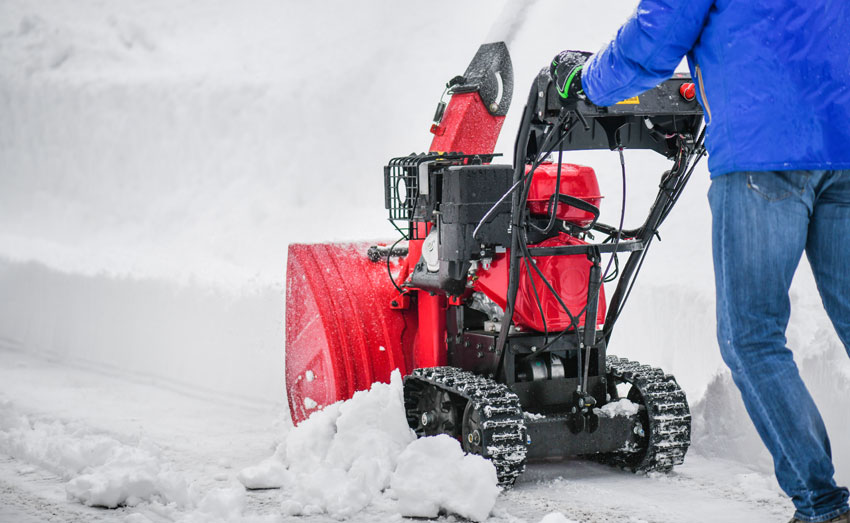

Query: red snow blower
left=285, top=42, right=703, bottom=485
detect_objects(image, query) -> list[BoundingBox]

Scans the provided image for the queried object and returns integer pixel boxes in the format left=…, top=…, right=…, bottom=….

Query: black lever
left=553, top=193, right=601, bottom=232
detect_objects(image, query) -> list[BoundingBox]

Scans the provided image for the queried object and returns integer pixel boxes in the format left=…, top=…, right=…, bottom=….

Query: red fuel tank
left=526, top=162, right=602, bottom=227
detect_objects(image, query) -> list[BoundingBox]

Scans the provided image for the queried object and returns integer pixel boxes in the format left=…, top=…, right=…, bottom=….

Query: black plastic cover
left=440, top=164, right=514, bottom=261
left=452, top=42, right=514, bottom=117
left=531, top=72, right=703, bottom=158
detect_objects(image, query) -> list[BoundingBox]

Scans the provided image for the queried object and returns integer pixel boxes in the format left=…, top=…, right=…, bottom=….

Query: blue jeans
left=709, top=170, right=850, bottom=522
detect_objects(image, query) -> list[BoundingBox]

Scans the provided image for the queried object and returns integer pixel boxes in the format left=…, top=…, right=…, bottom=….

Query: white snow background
left=1, top=0, right=848, bottom=521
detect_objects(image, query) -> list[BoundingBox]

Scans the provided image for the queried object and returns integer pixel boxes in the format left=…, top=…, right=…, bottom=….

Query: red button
left=680, top=83, right=696, bottom=101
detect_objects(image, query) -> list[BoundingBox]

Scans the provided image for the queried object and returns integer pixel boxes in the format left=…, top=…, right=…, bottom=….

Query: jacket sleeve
left=582, top=0, right=715, bottom=107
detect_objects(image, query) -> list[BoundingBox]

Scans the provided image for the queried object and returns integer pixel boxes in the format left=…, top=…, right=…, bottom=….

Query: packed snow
left=595, top=399, right=640, bottom=418
left=1, top=0, right=849, bottom=521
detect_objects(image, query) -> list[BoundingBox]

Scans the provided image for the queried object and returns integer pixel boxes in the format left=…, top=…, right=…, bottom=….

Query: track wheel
left=408, top=384, right=460, bottom=437
left=461, top=400, right=484, bottom=454
left=600, top=356, right=691, bottom=473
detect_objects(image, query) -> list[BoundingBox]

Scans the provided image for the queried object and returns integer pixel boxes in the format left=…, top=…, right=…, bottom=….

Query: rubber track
left=405, top=367, right=528, bottom=486
left=598, top=355, right=691, bottom=472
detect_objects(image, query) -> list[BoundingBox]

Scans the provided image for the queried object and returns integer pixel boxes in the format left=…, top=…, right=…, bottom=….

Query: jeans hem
left=793, top=505, right=850, bottom=522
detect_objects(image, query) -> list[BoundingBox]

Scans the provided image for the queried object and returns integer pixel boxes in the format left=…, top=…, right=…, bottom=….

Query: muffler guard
left=285, top=243, right=415, bottom=424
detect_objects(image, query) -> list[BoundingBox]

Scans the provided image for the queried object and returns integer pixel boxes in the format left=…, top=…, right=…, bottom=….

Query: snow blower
left=285, top=42, right=703, bottom=486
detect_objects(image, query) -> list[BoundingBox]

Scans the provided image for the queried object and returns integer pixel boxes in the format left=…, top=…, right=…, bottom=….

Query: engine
left=386, top=154, right=605, bottom=335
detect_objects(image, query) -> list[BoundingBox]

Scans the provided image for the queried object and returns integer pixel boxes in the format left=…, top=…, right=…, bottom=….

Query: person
left=549, top=2, right=850, bottom=522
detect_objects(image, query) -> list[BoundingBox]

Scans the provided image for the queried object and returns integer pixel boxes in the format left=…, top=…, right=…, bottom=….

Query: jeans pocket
left=746, top=171, right=811, bottom=202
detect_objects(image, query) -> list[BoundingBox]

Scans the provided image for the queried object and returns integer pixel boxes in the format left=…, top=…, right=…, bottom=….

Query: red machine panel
left=473, top=234, right=607, bottom=333
left=430, top=92, right=505, bottom=155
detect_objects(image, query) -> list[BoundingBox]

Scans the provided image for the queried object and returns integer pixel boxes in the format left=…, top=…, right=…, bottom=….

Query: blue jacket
left=582, top=0, right=850, bottom=177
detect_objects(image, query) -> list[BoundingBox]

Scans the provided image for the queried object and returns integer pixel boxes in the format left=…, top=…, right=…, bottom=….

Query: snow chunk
left=65, top=447, right=187, bottom=508
left=305, top=370, right=315, bottom=382
left=391, top=434, right=499, bottom=522
left=236, top=452, right=291, bottom=490
left=540, top=512, right=581, bottom=523
left=302, top=397, right=318, bottom=410
left=595, top=398, right=639, bottom=418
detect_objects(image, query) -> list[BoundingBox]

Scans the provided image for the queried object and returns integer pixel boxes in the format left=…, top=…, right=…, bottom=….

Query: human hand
left=549, top=50, right=593, bottom=106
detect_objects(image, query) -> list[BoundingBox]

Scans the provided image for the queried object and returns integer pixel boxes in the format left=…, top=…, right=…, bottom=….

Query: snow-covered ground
left=0, top=346, right=796, bottom=522
left=1, top=0, right=849, bottom=521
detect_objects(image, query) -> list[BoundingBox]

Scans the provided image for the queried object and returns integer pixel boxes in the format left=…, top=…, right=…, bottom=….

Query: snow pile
left=0, top=399, right=188, bottom=508
left=595, top=398, right=639, bottom=418
left=391, top=435, right=500, bottom=521
left=241, top=371, right=415, bottom=517
left=692, top=289, right=850, bottom=483
left=238, top=372, right=499, bottom=521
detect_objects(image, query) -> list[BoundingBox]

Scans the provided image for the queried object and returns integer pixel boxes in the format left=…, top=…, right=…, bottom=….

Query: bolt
left=467, top=429, right=481, bottom=446
left=391, top=300, right=398, bottom=307
left=421, top=412, right=433, bottom=427
left=489, top=102, right=499, bottom=113
left=634, top=424, right=645, bottom=437
left=531, top=346, right=538, bottom=353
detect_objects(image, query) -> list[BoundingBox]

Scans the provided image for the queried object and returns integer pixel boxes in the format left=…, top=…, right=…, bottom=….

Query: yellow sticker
left=616, top=96, right=640, bottom=105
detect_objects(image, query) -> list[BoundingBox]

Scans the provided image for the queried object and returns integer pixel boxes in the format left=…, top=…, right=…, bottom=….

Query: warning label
left=616, top=96, right=640, bottom=105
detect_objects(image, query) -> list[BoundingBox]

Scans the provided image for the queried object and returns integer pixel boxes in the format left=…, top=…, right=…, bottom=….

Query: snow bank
left=0, top=259, right=285, bottom=407
left=238, top=372, right=499, bottom=521
left=692, top=289, right=850, bottom=485
left=0, top=399, right=188, bottom=508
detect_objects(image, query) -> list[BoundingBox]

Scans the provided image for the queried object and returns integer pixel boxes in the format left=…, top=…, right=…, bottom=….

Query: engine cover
left=526, top=162, right=602, bottom=227
left=473, top=233, right=606, bottom=332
